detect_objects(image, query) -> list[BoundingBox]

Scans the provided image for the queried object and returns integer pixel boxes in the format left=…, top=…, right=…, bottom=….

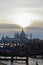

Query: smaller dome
left=15, top=32, right=20, bottom=39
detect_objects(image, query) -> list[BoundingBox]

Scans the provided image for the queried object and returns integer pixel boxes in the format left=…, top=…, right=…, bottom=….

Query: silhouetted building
left=30, top=33, right=32, bottom=39
left=0, top=30, right=29, bottom=47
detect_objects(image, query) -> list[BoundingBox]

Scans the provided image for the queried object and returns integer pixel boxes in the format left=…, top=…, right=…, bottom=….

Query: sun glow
left=12, top=12, right=34, bottom=28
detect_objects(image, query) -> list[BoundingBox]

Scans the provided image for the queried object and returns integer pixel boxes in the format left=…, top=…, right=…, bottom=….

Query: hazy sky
left=0, top=0, right=43, bottom=27
left=0, top=0, right=43, bottom=39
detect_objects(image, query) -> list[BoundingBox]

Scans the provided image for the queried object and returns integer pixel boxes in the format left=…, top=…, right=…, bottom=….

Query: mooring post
left=26, top=57, right=28, bottom=65
left=11, top=56, right=13, bottom=65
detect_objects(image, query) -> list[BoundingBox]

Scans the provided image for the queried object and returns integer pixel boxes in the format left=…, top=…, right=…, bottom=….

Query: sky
left=0, top=0, right=43, bottom=39
left=0, top=0, right=43, bottom=27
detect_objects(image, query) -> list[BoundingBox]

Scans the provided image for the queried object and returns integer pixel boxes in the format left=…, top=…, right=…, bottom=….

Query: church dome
left=20, top=29, right=26, bottom=38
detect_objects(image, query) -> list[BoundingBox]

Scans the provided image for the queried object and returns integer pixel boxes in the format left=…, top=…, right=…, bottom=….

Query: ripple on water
left=0, top=58, right=43, bottom=65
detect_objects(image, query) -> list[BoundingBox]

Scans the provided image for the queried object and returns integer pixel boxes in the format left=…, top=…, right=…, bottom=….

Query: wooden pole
left=26, top=57, right=28, bottom=65
left=11, top=56, right=13, bottom=65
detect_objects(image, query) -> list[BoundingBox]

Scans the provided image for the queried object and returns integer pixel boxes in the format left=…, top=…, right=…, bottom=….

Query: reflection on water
left=0, top=58, right=43, bottom=65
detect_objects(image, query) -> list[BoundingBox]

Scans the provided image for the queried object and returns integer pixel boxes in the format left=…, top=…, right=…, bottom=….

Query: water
left=0, top=57, right=43, bottom=65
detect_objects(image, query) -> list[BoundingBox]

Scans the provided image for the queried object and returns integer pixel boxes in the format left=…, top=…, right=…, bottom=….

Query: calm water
left=0, top=57, right=43, bottom=65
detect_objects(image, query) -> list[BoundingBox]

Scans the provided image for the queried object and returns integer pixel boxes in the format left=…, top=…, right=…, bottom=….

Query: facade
left=15, top=29, right=29, bottom=42
left=0, top=30, right=29, bottom=47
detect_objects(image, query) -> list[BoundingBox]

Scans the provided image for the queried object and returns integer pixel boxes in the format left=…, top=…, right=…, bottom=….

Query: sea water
left=0, top=57, right=43, bottom=65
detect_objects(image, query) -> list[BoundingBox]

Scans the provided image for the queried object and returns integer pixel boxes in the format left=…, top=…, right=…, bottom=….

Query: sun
left=12, top=12, right=33, bottom=28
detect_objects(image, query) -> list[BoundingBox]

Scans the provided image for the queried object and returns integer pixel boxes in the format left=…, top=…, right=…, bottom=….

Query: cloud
left=30, top=21, right=43, bottom=27
left=0, top=24, right=22, bottom=29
